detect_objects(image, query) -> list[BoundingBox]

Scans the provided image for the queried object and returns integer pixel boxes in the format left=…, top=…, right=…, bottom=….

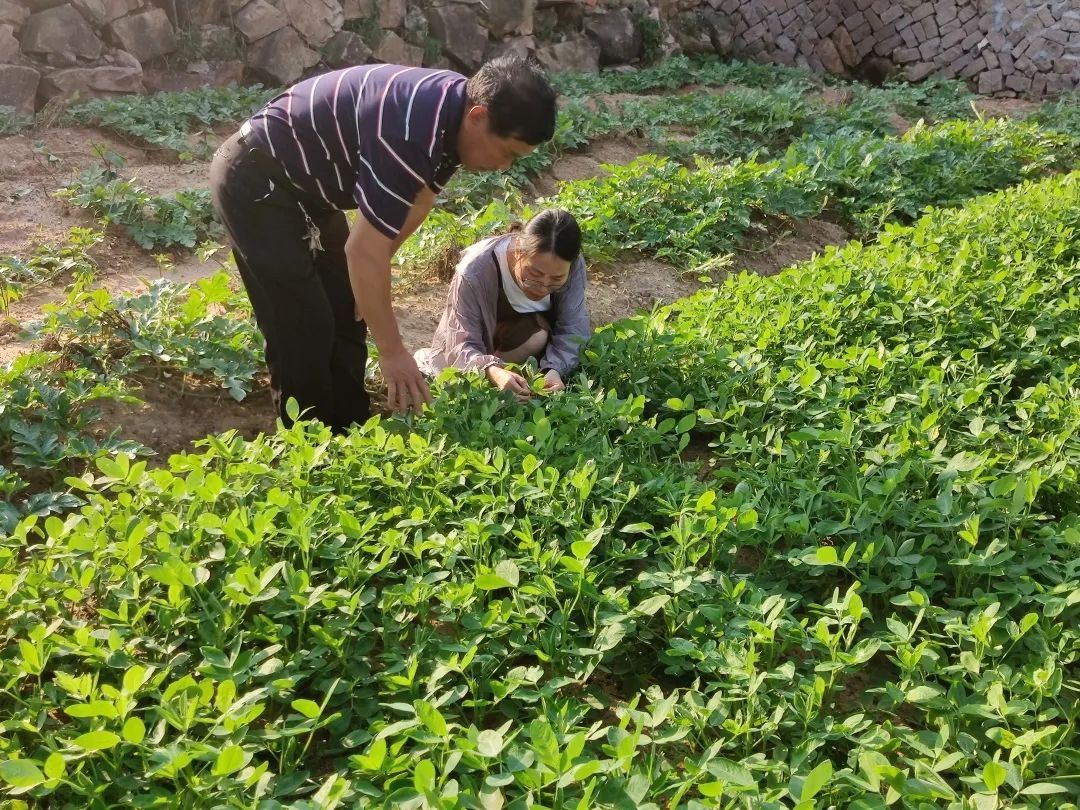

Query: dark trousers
left=210, top=130, right=369, bottom=432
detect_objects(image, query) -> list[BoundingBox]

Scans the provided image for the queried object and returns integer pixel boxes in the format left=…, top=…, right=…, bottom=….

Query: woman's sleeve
left=443, top=272, right=504, bottom=373
left=540, top=255, right=591, bottom=377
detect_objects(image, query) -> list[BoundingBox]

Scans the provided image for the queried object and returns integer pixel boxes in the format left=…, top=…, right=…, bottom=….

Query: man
left=210, top=57, right=556, bottom=431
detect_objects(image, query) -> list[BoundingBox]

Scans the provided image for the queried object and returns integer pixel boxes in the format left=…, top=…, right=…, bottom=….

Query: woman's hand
left=487, top=365, right=532, bottom=402
left=542, top=369, right=564, bottom=392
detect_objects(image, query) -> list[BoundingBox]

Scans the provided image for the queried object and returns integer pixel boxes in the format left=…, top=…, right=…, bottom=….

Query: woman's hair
left=510, top=209, right=582, bottom=263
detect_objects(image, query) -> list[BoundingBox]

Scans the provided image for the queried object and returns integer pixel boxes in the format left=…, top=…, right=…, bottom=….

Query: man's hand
left=380, top=349, right=432, bottom=413
left=487, top=365, right=532, bottom=401
left=542, top=369, right=564, bottom=393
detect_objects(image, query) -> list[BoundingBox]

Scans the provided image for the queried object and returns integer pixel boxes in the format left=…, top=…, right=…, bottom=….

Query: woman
left=415, top=209, right=590, bottom=399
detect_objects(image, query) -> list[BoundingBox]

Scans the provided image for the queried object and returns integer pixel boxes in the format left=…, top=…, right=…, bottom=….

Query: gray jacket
left=417, top=234, right=591, bottom=377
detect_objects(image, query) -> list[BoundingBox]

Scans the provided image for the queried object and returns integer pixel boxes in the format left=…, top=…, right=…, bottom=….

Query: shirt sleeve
left=353, top=135, right=434, bottom=239
left=443, top=274, right=505, bottom=373
left=540, top=255, right=592, bottom=377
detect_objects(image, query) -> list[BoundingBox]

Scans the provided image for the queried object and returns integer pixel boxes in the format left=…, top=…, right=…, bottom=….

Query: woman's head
left=511, top=209, right=582, bottom=300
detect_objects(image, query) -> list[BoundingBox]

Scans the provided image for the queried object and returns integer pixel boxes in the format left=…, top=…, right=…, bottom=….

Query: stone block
left=815, top=35, right=845, bottom=73
left=912, top=2, right=933, bottom=23
left=425, top=4, right=487, bottom=71
left=21, top=4, right=104, bottom=61
left=905, top=61, right=936, bottom=80
left=940, top=27, right=965, bottom=50
left=586, top=7, right=641, bottom=63
left=107, top=7, right=177, bottom=62
left=0, top=0, right=30, bottom=30
left=1046, top=73, right=1076, bottom=93
left=535, top=37, right=599, bottom=74
left=1005, top=72, right=1031, bottom=92
left=375, top=0, right=405, bottom=29
left=894, top=45, right=921, bottom=63
left=960, top=32, right=982, bottom=52
left=978, top=67, right=1003, bottom=93
left=485, top=0, right=536, bottom=38
left=41, top=63, right=144, bottom=102
left=1044, top=27, right=1070, bottom=46
left=843, top=10, right=865, bottom=30
left=0, top=64, right=40, bottom=114
left=960, top=53, right=986, bottom=77
left=373, top=31, right=423, bottom=66
left=235, top=0, right=286, bottom=42
left=881, top=5, right=904, bottom=25
left=0, top=22, right=17, bottom=62
left=281, top=0, right=342, bottom=49
left=247, top=24, right=319, bottom=84
left=832, top=25, right=859, bottom=67
left=936, top=43, right=962, bottom=68
left=323, top=30, right=371, bottom=68
left=918, top=37, right=940, bottom=61
left=1054, top=56, right=1079, bottom=74
left=874, top=33, right=902, bottom=56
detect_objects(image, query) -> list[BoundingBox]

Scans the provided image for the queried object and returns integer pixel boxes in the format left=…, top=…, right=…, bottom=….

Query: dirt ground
left=0, top=117, right=852, bottom=460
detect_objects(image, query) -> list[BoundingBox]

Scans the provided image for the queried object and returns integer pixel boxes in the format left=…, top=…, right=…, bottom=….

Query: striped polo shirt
left=245, top=64, right=468, bottom=239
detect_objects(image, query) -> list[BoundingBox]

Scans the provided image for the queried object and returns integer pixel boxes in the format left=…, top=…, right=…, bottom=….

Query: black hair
left=466, top=55, right=557, bottom=145
left=515, top=209, right=582, bottom=262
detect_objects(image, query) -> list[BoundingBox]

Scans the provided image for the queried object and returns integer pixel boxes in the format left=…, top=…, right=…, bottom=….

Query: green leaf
left=122, top=716, right=146, bottom=745
left=213, top=744, right=248, bottom=777
left=43, top=753, right=66, bottom=780
left=801, top=760, right=832, bottom=802
left=1019, top=782, right=1072, bottom=795
left=414, top=759, right=437, bottom=793
left=983, top=760, right=1007, bottom=792
left=72, top=730, right=121, bottom=751
left=705, top=757, right=755, bottom=787
left=0, top=759, right=44, bottom=788
left=815, top=545, right=839, bottom=565
left=906, top=684, right=943, bottom=703
left=291, top=699, right=322, bottom=719
left=415, top=699, right=448, bottom=737
left=477, top=729, right=505, bottom=757
left=65, top=700, right=118, bottom=719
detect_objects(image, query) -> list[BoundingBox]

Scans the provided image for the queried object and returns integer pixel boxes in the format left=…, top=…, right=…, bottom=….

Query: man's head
left=458, top=56, right=557, bottom=172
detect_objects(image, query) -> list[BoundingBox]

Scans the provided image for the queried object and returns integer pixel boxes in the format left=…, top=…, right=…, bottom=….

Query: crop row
left=1, top=173, right=1077, bottom=805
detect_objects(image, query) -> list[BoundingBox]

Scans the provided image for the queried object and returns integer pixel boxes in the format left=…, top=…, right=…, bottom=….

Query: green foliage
left=414, top=115, right=1073, bottom=276
left=0, top=351, right=141, bottom=533
left=792, top=118, right=1069, bottom=231
left=553, top=154, right=824, bottom=266
left=549, top=55, right=818, bottom=97
left=1028, top=91, right=1080, bottom=156
left=1, top=229, right=101, bottom=312
left=63, top=84, right=277, bottom=159
left=57, top=166, right=220, bottom=250
left=0, top=105, right=32, bottom=136
left=3, top=176, right=1080, bottom=806
left=33, top=271, right=263, bottom=401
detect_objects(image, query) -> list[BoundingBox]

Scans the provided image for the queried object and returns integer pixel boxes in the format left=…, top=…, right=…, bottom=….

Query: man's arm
left=391, top=187, right=437, bottom=254
left=347, top=190, right=437, bottom=412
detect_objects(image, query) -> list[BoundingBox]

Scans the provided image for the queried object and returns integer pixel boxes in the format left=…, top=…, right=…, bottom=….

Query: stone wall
left=689, top=0, right=1080, bottom=98
left=0, top=0, right=1076, bottom=117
